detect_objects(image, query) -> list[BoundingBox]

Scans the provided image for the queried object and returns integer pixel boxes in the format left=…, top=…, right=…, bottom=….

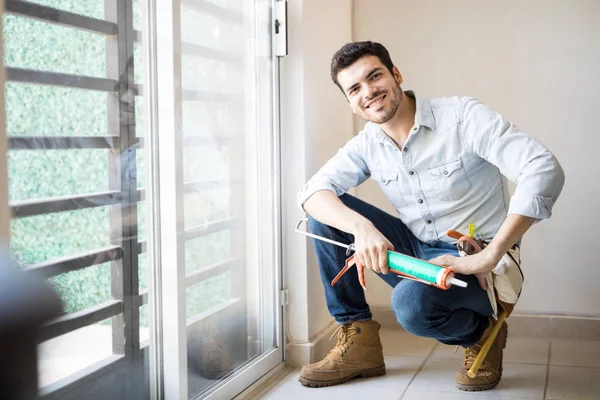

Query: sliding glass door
left=2, top=0, right=283, bottom=398
left=145, top=0, right=283, bottom=398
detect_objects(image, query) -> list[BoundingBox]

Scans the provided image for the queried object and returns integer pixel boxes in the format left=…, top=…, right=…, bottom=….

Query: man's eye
left=371, top=73, right=381, bottom=80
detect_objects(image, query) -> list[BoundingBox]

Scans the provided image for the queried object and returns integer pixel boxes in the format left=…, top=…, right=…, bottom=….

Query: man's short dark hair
left=330, top=41, right=395, bottom=93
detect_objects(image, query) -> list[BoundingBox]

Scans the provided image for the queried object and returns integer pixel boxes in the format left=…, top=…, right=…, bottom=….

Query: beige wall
left=0, top=0, right=9, bottom=243
left=353, top=0, right=600, bottom=316
left=282, top=0, right=353, bottom=343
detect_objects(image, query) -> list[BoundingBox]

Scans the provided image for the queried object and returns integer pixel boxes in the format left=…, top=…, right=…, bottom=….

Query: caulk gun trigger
left=346, top=244, right=355, bottom=256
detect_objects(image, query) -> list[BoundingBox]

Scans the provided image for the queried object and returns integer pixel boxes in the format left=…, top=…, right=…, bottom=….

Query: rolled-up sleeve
left=460, top=98, right=565, bottom=221
left=297, top=133, right=370, bottom=211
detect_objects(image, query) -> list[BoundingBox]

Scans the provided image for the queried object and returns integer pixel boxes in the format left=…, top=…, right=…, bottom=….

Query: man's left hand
left=429, top=249, right=500, bottom=290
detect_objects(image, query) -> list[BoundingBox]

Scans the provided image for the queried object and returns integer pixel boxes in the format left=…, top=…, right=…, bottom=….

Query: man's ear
left=392, top=66, right=403, bottom=86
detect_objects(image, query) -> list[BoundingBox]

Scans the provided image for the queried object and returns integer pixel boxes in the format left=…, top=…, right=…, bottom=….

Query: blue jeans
left=308, top=194, right=493, bottom=347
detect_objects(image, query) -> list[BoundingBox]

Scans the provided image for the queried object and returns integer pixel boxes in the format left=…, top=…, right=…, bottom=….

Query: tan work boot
left=456, top=318, right=508, bottom=391
left=298, top=320, right=386, bottom=387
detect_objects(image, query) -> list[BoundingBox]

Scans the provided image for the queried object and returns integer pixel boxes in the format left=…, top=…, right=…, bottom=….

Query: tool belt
left=456, top=236, right=524, bottom=320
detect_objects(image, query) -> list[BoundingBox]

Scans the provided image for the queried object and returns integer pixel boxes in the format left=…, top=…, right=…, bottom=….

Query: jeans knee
left=391, top=283, right=432, bottom=335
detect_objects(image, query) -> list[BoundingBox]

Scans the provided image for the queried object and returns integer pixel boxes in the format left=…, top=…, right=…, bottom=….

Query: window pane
left=3, top=14, right=106, bottom=77
left=8, top=149, right=109, bottom=201
left=49, top=262, right=112, bottom=315
left=184, top=190, right=230, bottom=228
left=181, top=54, right=242, bottom=94
left=11, top=207, right=110, bottom=265
left=38, top=318, right=114, bottom=388
left=180, top=6, right=243, bottom=53
left=183, top=145, right=230, bottom=182
left=186, top=272, right=230, bottom=318
left=25, top=0, right=105, bottom=20
left=5, top=83, right=108, bottom=136
left=185, top=231, right=231, bottom=276
left=133, top=0, right=143, bottom=32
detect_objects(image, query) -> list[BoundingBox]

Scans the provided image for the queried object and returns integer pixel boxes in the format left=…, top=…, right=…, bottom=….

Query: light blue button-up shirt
left=298, top=91, right=565, bottom=244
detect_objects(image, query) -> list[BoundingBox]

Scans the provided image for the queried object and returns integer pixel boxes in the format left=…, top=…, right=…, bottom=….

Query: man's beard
left=367, top=85, right=402, bottom=124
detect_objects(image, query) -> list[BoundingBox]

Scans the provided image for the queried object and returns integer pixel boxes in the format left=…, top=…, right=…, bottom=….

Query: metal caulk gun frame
left=295, top=218, right=467, bottom=290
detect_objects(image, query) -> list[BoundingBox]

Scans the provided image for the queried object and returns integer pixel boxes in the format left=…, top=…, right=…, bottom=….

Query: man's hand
left=429, top=248, right=501, bottom=290
left=352, top=222, right=394, bottom=274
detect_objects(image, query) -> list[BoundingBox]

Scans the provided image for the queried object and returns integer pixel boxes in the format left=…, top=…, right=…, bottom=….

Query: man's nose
left=364, top=84, right=378, bottom=100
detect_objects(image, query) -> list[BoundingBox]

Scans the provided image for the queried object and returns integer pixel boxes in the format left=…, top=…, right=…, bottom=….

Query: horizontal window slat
left=185, top=258, right=236, bottom=287
left=186, top=298, right=241, bottom=328
left=23, top=245, right=122, bottom=279
left=5, top=0, right=117, bottom=35
left=6, top=67, right=117, bottom=92
left=183, top=136, right=241, bottom=147
left=9, top=136, right=118, bottom=150
left=11, top=191, right=121, bottom=218
left=181, top=41, right=242, bottom=64
left=137, top=240, right=146, bottom=255
left=138, top=289, right=148, bottom=306
left=182, top=89, right=237, bottom=103
left=184, top=217, right=240, bottom=241
left=184, top=178, right=243, bottom=193
left=39, top=300, right=123, bottom=342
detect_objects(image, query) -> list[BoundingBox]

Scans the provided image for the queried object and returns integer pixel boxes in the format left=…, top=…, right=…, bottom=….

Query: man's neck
left=380, top=92, right=416, bottom=149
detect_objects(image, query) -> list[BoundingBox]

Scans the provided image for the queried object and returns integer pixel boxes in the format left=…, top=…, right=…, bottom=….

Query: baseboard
left=285, top=321, right=338, bottom=368
left=371, top=306, right=600, bottom=341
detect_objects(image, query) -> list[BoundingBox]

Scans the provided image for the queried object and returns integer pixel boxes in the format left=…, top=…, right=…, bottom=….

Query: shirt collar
left=372, top=90, right=436, bottom=142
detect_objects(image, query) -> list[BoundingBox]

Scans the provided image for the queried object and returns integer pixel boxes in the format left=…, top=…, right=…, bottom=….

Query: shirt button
left=443, top=170, right=449, bottom=175
left=403, top=147, right=408, bottom=152
left=426, top=220, right=432, bottom=224
left=409, top=171, right=414, bottom=175
left=418, top=199, right=423, bottom=204
left=382, top=178, right=387, bottom=183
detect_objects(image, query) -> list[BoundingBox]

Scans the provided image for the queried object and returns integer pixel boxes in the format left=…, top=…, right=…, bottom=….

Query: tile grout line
left=398, top=341, right=439, bottom=399
left=543, top=340, right=552, bottom=400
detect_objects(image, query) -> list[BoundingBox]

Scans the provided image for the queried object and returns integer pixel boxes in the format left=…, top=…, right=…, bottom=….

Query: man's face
left=337, top=55, right=403, bottom=124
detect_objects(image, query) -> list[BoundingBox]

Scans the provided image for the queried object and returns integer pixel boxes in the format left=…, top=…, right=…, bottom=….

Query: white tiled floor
left=258, top=325, right=600, bottom=400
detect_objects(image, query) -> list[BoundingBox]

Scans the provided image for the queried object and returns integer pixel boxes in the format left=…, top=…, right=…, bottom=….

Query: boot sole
left=456, top=321, right=508, bottom=392
left=298, top=364, right=386, bottom=388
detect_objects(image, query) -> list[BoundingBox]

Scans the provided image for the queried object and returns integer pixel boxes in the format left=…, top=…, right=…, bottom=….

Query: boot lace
left=454, top=344, right=482, bottom=367
left=328, top=325, right=358, bottom=357
left=463, top=344, right=482, bottom=366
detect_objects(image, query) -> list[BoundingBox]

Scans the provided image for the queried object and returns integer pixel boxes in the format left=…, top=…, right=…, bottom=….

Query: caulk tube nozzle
left=448, top=276, right=468, bottom=288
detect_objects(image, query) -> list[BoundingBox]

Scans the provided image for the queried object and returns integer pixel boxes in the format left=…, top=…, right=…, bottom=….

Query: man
left=296, top=41, right=564, bottom=391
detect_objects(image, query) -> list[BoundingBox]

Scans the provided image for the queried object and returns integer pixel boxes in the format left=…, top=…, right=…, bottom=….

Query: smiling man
left=297, top=41, right=564, bottom=391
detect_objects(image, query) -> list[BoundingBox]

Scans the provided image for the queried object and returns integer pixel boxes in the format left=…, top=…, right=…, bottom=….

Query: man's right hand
left=352, top=222, right=394, bottom=274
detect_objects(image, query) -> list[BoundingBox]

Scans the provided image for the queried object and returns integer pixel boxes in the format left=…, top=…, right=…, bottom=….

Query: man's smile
left=365, top=94, right=386, bottom=109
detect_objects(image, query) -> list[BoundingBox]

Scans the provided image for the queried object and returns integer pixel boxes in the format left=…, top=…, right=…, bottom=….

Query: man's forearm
left=303, top=190, right=372, bottom=235
left=485, top=214, right=536, bottom=263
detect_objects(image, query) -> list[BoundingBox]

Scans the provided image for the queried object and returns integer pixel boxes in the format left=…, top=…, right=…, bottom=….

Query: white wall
left=353, top=0, right=600, bottom=316
left=281, top=0, right=353, bottom=344
left=0, top=0, right=9, bottom=242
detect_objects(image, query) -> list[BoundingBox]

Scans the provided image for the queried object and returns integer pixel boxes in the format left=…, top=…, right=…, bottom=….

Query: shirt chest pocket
left=373, top=171, right=407, bottom=209
left=428, top=158, right=472, bottom=201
